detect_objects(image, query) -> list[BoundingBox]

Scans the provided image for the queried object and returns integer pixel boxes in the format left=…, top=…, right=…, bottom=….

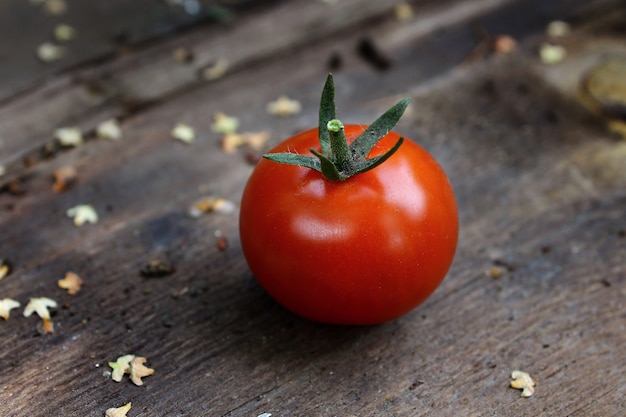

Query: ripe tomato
left=239, top=123, right=458, bottom=325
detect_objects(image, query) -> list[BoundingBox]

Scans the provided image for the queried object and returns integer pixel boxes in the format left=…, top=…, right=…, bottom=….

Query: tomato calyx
left=264, top=74, right=410, bottom=182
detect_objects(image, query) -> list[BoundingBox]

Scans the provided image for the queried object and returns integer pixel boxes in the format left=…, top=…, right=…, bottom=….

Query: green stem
left=263, top=73, right=409, bottom=182
left=327, top=119, right=351, bottom=174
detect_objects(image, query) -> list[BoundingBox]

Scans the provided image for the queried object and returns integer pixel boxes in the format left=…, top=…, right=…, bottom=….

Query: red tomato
left=239, top=124, right=458, bottom=325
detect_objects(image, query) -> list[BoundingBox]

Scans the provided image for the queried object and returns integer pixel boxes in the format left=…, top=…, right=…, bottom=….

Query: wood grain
left=1, top=0, right=624, bottom=416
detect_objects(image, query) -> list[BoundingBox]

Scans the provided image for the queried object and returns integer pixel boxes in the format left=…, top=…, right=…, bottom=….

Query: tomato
left=238, top=75, right=458, bottom=325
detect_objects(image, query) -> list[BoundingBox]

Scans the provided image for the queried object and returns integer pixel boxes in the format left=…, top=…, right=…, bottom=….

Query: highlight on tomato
left=239, top=74, right=458, bottom=325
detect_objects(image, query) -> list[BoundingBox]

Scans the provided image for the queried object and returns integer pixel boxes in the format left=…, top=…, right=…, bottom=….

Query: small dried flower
left=54, top=24, right=76, bottom=42
left=201, top=57, right=230, bottom=81
left=394, top=3, right=414, bottom=21
left=67, top=205, right=99, bottom=226
left=55, top=127, right=83, bottom=147
left=211, top=112, right=239, bottom=134
left=53, top=166, right=78, bottom=192
left=43, top=0, right=67, bottom=15
left=105, top=402, right=132, bottom=417
left=221, top=131, right=269, bottom=154
left=0, top=260, right=10, bottom=280
left=546, top=20, right=571, bottom=37
left=37, top=42, right=65, bottom=62
left=97, top=119, right=123, bottom=140
left=189, top=196, right=236, bottom=217
left=266, top=95, right=302, bottom=116
left=129, top=356, right=155, bottom=386
left=109, top=355, right=135, bottom=382
left=171, top=123, right=196, bottom=143
left=540, top=43, right=566, bottom=65
left=0, top=298, right=21, bottom=320
left=58, top=271, right=85, bottom=295
left=23, top=297, right=57, bottom=320
left=510, top=370, right=536, bottom=397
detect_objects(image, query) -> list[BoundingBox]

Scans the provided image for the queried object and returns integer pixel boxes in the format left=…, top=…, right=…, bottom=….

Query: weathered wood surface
left=1, top=0, right=625, bottom=416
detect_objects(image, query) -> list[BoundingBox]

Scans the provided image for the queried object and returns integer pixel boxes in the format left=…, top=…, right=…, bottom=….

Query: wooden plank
left=0, top=0, right=272, bottom=100
left=0, top=0, right=625, bottom=416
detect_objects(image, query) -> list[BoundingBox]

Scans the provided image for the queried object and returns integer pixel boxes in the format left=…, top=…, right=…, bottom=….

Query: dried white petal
left=97, top=119, right=123, bottom=140
left=105, top=403, right=132, bottom=417
left=67, top=204, right=99, bottom=226
left=171, top=123, right=196, bottom=143
left=510, top=370, right=536, bottom=397
left=201, top=57, right=230, bottom=81
left=108, top=355, right=136, bottom=382
left=266, top=95, right=302, bottom=116
left=211, top=112, right=239, bottom=134
left=37, top=42, right=65, bottom=62
left=55, top=127, right=83, bottom=147
left=0, top=298, right=21, bottom=320
left=23, top=297, right=57, bottom=320
left=540, top=43, right=566, bottom=65
left=546, top=20, right=571, bottom=37
left=54, top=24, right=76, bottom=42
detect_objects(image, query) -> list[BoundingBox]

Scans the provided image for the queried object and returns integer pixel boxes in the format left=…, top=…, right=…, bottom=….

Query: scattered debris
left=58, top=271, right=85, bottom=295
left=97, top=119, right=123, bottom=141
left=67, top=204, right=99, bottom=226
left=55, top=127, right=83, bottom=147
left=23, top=297, right=57, bottom=320
left=211, top=112, right=239, bottom=134
left=216, top=236, right=228, bottom=251
left=0, top=260, right=10, bottom=280
left=546, top=20, right=571, bottom=37
left=54, top=24, right=76, bottom=42
left=394, top=3, right=414, bottom=21
left=201, top=57, right=230, bottom=81
left=43, top=0, right=67, bottom=15
left=53, top=166, right=78, bottom=192
left=539, top=43, right=566, bottom=65
left=109, top=354, right=154, bottom=386
left=221, top=131, right=270, bottom=154
left=172, top=47, right=194, bottom=64
left=105, top=402, right=132, bottom=417
left=257, top=413, right=272, bottom=417
left=109, top=354, right=136, bottom=382
left=510, top=370, right=536, bottom=397
left=37, top=42, right=65, bottom=62
left=140, top=259, right=176, bottom=278
left=0, top=298, right=21, bottom=320
left=129, top=357, right=155, bottom=386
left=171, top=123, right=196, bottom=143
left=266, top=95, right=302, bottom=116
left=24, top=297, right=57, bottom=332
left=189, top=196, right=236, bottom=217
left=494, top=35, right=517, bottom=54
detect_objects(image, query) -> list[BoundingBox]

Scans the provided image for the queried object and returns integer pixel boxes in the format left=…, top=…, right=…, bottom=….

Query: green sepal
left=263, top=73, right=410, bottom=182
left=350, top=98, right=410, bottom=160
left=318, top=74, right=336, bottom=155
left=310, top=149, right=349, bottom=181
left=263, top=153, right=321, bottom=173
left=352, top=137, right=404, bottom=175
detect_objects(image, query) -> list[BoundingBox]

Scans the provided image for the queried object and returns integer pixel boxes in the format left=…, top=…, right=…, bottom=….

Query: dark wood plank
left=1, top=0, right=625, bottom=416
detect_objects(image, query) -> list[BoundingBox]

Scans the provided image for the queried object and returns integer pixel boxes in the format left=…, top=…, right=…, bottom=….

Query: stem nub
left=263, top=74, right=410, bottom=181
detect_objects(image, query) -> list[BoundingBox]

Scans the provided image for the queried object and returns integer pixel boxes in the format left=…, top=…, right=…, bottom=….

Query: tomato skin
left=239, top=125, right=458, bottom=325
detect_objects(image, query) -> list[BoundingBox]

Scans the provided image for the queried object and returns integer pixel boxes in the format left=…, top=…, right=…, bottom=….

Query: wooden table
left=1, top=1, right=624, bottom=415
